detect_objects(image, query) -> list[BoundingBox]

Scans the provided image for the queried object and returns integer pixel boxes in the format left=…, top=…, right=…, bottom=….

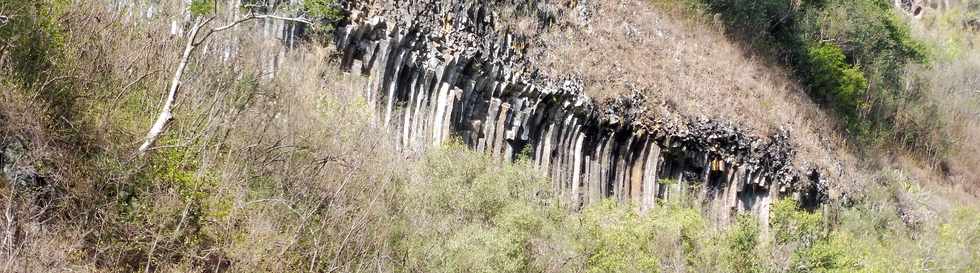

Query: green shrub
left=304, top=0, right=343, bottom=38
left=696, top=0, right=942, bottom=158
left=394, top=143, right=551, bottom=272
left=394, top=144, right=765, bottom=272
left=770, top=199, right=855, bottom=272
left=771, top=199, right=824, bottom=246
left=802, top=43, right=868, bottom=122
left=304, top=0, right=343, bottom=21
left=580, top=201, right=660, bottom=273
left=0, top=0, right=67, bottom=87
left=726, top=215, right=761, bottom=273
left=189, top=0, right=215, bottom=17
left=789, top=234, right=857, bottom=273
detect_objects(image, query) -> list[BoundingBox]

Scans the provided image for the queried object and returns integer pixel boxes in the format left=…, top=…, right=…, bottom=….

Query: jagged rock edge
left=332, top=2, right=829, bottom=225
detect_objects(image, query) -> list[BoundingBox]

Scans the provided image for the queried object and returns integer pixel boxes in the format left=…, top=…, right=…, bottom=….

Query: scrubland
left=0, top=0, right=978, bottom=272
left=535, top=0, right=848, bottom=193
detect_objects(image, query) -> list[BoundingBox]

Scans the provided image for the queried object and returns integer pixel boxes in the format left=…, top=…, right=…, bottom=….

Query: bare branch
left=136, top=12, right=313, bottom=156
left=136, top=17, right=205, bottom=156
left=254, top=14, right=313, bottom=25
left=198, top=13, right=312, bottom=46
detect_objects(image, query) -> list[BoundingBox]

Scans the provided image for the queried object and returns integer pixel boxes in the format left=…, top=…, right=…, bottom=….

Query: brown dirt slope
left=526, top=0, right=857, bottom=194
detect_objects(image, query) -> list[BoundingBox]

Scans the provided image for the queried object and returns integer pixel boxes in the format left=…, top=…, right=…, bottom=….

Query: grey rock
left=329, top=0, right=830, bottom=223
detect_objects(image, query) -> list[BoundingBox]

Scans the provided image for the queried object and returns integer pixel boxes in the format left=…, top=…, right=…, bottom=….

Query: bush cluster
left=395, top=146, right=980, bottom=272
left=2, top=1, right=978, bottom=272
left=801, top=43, right=868, bottom=124
left=696, top=0, right=941, bottom=158
left=302, top=0, right=344, bottom=40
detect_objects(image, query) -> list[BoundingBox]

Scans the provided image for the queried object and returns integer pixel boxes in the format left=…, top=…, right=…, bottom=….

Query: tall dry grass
left=534, top=0, right=855, bottom=195
left=2, top=1, right=978, bottom=272
left=1, top=1, right=403, bottom=271
left=902, top=6, right=980, bottom=191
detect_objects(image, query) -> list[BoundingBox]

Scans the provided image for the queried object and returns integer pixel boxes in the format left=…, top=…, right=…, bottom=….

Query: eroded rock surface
left=334, top=0, right=829, bottom=225
left=108, top=0, right=831, bottom=225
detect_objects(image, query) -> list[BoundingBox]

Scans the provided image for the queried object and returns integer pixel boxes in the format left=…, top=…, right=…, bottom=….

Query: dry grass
left=2, top=1, right=402, bottom=271
left=903, top=6, right=980, bottom=192
left=532, top=0, right=855, bottom=194
left=1, top=1, right=978, bottom=272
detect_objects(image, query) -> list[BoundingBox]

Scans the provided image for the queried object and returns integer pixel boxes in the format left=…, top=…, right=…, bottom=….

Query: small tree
left=137, top=1, right=314, bottom=155
left=304, top=0, right=344, bottom=40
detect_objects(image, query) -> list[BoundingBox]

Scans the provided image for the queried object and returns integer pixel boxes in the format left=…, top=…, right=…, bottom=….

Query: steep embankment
left=3, top=1, right=979, bottom=272
left=331, top=0, right=836, bottom=225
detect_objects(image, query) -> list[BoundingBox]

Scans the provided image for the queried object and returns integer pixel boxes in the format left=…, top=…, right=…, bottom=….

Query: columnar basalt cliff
left=108, top=0, right=829, bottom=225
left=334, top=2, right=828, bottom=225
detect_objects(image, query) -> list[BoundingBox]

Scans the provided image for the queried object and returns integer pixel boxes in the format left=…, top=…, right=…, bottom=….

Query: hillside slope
left=0, top=0, right=977, bottom=272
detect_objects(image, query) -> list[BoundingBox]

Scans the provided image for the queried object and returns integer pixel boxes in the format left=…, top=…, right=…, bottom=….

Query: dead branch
left=136, top=11, right=312, bottom=156
left=136, top=16, right=205, bottom=156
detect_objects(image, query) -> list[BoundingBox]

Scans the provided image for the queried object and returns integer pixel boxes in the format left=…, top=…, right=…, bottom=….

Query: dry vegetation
left=902, top=7, right=980, bottom=191
left=1, top=0, right=978, bottom=272
left=530, top=0, right=854, bottom=195
left=1, top=1, right=401, bottom=271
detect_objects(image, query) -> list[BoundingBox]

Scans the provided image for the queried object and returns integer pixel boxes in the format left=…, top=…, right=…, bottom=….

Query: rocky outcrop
left=896, top=0, right=927, bottom=17
left=0, top=138, right=42, bottom=190
left=109, top=0, right=829, bottom=224
left=333, top=1, right=827, bottom=225
left=965, top=18, right=980, bottom=32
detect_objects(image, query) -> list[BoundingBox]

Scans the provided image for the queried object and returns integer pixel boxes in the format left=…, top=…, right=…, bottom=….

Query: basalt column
left=331, top=2, right=826, bottom=224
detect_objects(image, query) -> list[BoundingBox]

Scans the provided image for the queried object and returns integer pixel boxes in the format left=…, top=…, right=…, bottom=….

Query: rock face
left=334, top=1, right=827, bottom=225
left=896, top=0, right=927, bottom=17
left=110, top=0, right=828, bottom=225
left=0, top=138, right=42, bottom=189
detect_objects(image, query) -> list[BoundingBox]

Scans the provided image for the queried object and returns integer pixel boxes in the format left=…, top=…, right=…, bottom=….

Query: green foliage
left=802, top=43, right=868, bottom=123
left=789, top=234, right=857, bottom=273
left=304, top=0, right=343, bottom=21
left=127, top=148, right=221, bottom=232
left=304, top=0, right=343, bottom=38
left=0, top=0, right=68, bottom=87
left=395, top=142, right=551, bottom=272
left=770, top=199, right=855, bottom=272
left=189, top=0, right=215, bottom=17
left=579, top=201, right=660, bottom=273
left=695, top=0, right=944, bottom=158
left=726, top=215, right=761, bottom=273
left=0, top=0, right=90, bottom=153
left=393, top=144, right=771, bottom=272
left=771, top=199, right=824, bottom=246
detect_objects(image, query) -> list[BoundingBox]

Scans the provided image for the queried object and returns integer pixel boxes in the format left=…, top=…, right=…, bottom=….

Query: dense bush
left=801, top=43, right=868, bottom=126
left=399, top=147, right=980, bottom=273
left=394, top=144, right=792, bottom=272
left=189, top=0, right=215, bottom=16
left=726, top=215, right=761, bottom=273
left=2, top=1, right=978, bottom=272
left=303, top=0, right=344, bottom=38
left=696, top=0, right=941, bottom=158
left=0, top=0, right=66, bottom=87
left=771, top=199, right=823, bottom=246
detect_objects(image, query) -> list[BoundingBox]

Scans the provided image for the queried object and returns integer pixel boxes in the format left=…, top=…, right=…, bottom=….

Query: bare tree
left=137, top=3, right=312, bottom=156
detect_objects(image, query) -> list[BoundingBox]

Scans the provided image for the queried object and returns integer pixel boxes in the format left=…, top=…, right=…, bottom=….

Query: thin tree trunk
left=136, top=13, right=310, bottom=156
left=137, top=17, right=205, bottom=156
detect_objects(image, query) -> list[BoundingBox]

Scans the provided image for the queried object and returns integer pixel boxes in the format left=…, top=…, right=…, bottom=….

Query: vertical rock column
left=331, top=15, right=818, bottom=223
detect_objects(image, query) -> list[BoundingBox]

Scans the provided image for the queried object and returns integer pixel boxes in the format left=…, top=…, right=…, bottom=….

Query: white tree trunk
left=137, top=17, right=204, bottom=156
left=135, top=12, right=311, bottom=156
